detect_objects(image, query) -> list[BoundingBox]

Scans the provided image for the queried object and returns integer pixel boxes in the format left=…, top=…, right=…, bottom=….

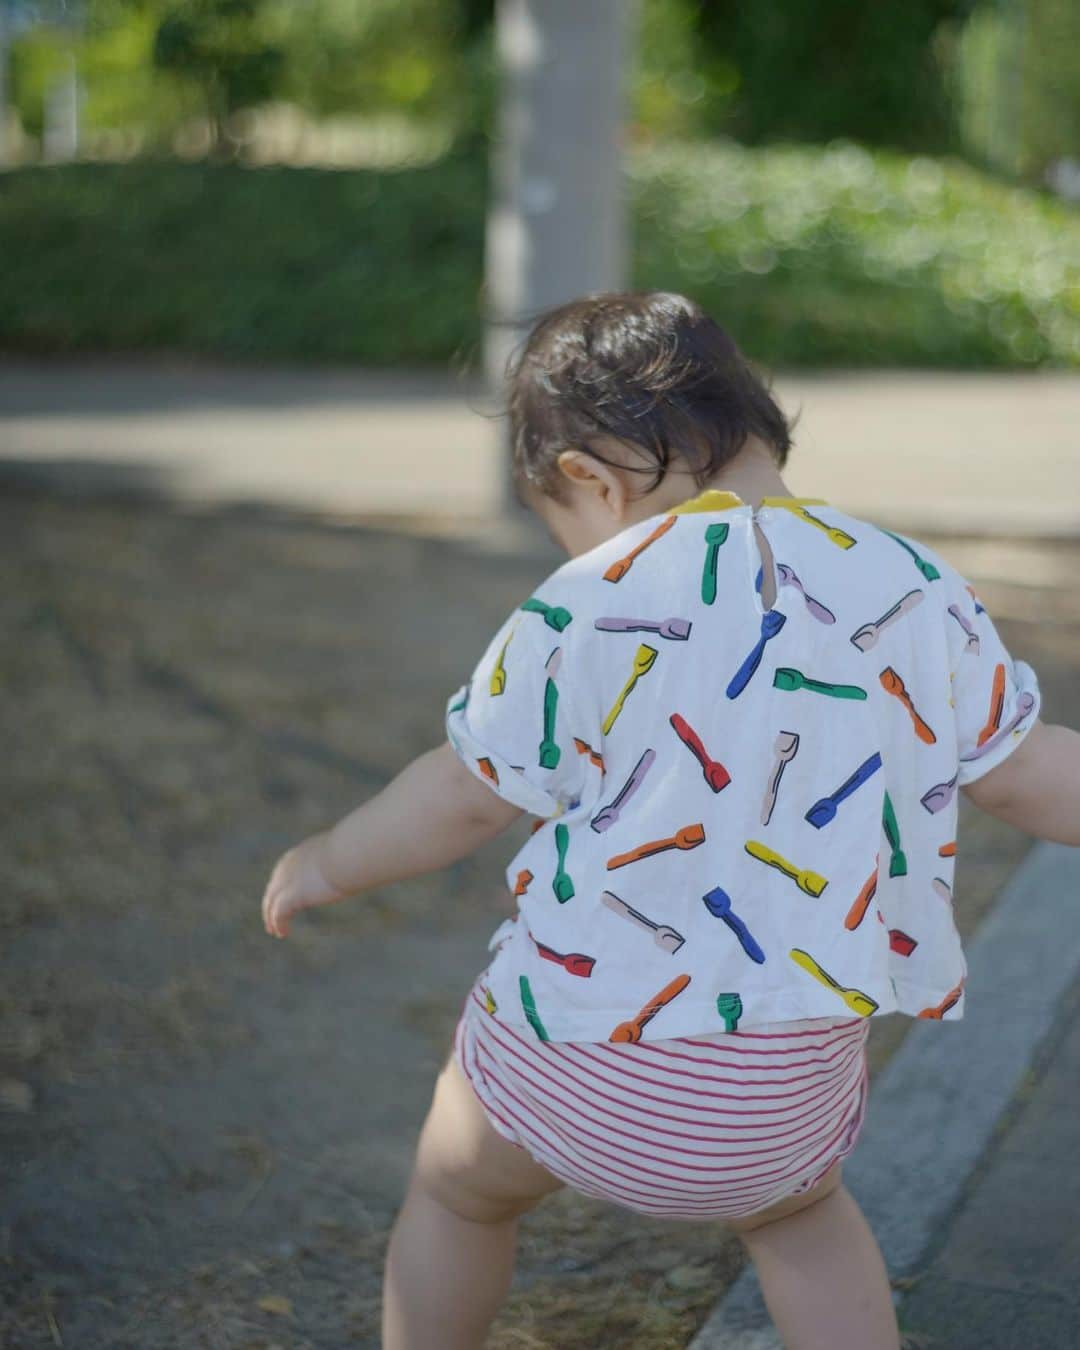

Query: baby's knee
left=410, top=1156, right=536, bottom=1225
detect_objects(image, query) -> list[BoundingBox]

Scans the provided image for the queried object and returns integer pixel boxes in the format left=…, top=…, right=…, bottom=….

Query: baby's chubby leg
left=382, top=1053, right=564, bottom=1350
left=727, top=1162, right=901, bottom=1350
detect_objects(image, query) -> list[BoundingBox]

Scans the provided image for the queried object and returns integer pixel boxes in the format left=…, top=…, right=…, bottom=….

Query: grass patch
left=1, top=140, right=1077, bottom=367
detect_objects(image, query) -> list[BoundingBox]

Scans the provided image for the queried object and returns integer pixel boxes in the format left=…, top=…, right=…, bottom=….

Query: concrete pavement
left=1, top=360, right=1078, bottom=535
left=899, top=974, right=1080, bottom=1349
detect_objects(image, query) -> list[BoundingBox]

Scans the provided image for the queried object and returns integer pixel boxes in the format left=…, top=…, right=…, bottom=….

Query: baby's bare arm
left=262, top=744, right=523, bottom=937
left=963, top=721, right=1080, bottom=845
left=319, top=742, right=523, bottom=894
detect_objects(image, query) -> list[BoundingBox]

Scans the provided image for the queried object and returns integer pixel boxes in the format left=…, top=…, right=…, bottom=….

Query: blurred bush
left=633, top=140, right=1080, bottom=368
left=0, top=155, right=485, bottom=362
left=1, top=141, right=1076, bottom=368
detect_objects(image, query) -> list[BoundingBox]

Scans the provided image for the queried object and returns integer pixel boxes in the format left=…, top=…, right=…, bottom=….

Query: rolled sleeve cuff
left=445, top=686, right=564, bottom=819
left=957, top=659, right=1041, bottom=787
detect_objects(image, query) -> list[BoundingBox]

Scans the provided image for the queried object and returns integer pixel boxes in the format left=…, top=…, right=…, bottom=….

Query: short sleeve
left=943, top=567, right=1041, bottom=786
left=445, top=607, right=587, bottom=818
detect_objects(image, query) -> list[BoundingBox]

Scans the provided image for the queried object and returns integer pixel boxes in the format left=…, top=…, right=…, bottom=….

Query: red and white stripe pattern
left=454, top=985, right=870, bottom=1220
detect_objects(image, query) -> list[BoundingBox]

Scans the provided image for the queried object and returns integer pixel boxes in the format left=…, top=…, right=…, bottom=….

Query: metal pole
left=0, top=5, right=8, bottom=168
left=44, top=53, right=80, bottom=161
left=484, top=0, right=635, bottom=403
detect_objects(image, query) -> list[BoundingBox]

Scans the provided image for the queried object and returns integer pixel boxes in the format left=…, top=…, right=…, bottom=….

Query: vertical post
left=0, top=4, right=8, bottom=168
left=44, top=53, right=80, bottom=162
left=485, top=0, right=635, bottom=467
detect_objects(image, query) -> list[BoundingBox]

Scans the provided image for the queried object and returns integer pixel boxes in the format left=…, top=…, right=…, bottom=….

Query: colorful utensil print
left=539, top=678, right=561, bottom=768
left=805, top=751, right=883, bottom=829
left=764, top=500, right=856, bottom=550
left=573, top=737, right=605, bottom=771
left=962, top=691, right=1036, bottom=762
left=761, top=730, right=799, bottom=826
left=920, top=773, right=958, bottom=815
left=888, top=929, right=918, bottom=957
left=844, top=864, right=879, bottom=930
left=977, top=663, right=1007, bottom=747
left=849, top=589, right=924, bottom=652
left=490, top=629, right=514, bottom=695
left=966, top=585, right=986, bottom=615
left=879, top=528, right=941, bottom=581
left=607, top=823, right=706, bottom=871
left=602, top=644, right=658, bottom=735
left=773, top=667, right=867, bottom=701
left=603, top=515, right=677, bottom=583
left=519, top=975, right=550, bottom=1040
left=789, top=949, right=879, bottom=1016
left=532, top=934, right=596, bottom=977
left=744, top=840, right=828, bottom=897
left=938, top=841, right=957, bottom=857
left=701, top=887, right=766, bottom=963
left=933, top=877, right=953, bottom=903
left=513, top=868, right=533, bottom=898
left=669, top=713, right=731, bottom=792
left=610, top=973, right=692, bottom=1043
left=477, top=757, right=499, bottom=785
left=880, top=667, right=937, bottom=744
left=590, top=748, right=656, bottom=832
left=701, top=522, right=730, bottom=605
left=601, top=890, right=686, bottom=953
left=594, top=615, right=692, bottom=641
left=553, top=823, right=574, bottom=902
left=947, top=604, right=980, bottom=654
left=520, top=596, right=573, bottom=631
left=917, top=980, right=964, bottom=1019
left=882, top=792, right=908, bottom=877
left=483, top=986, right=497, bottom=1014
left=776, top=563, right=836, bottom=624
left=715, top=992, right=743, bottom=1032
left=727, top=610, right=787, bottom=699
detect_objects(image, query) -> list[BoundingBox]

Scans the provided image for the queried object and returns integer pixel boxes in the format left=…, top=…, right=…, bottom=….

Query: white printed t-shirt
left=445, top=490, right=1040, bottom=1043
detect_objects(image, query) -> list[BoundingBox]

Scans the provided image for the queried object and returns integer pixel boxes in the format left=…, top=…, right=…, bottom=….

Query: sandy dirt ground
left=2, top=491, right=1076, bottom=1349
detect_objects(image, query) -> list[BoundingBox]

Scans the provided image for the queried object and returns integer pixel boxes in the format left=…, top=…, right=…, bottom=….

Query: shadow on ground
left=2, top=482, right=1073, bottom=1349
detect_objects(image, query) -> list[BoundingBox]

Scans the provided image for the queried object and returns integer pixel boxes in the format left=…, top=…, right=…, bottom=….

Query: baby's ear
left=555, top=446, right=632, bottom=517
left=556, top=449, right=608, bottom=488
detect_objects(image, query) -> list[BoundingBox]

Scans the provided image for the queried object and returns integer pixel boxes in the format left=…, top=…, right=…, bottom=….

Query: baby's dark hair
left=507, top=291, right=794, bottom=501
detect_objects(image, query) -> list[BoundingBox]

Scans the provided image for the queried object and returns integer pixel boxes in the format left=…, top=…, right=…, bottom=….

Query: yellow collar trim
left=670, top=490, right=828, bottom=516
left=670, top=489, right=744, bottom=515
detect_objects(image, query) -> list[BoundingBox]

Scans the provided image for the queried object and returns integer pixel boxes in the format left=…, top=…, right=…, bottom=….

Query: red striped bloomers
left=453, top=981, right=870, bottom=1221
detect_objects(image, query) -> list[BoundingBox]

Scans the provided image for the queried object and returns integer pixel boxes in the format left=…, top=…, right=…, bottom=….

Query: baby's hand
left=261, top=832, right=348, bottom=938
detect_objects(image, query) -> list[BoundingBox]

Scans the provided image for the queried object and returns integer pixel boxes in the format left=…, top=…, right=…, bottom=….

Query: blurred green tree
left=951, top=0, right=1080, bottom=181
left=1016, top=0, right=1080, bottom=180
left=152, top=0, right=284, bottom=154
left=691, top=1, right=976, bottom=151
left=266, top=0, right=463, bottom=122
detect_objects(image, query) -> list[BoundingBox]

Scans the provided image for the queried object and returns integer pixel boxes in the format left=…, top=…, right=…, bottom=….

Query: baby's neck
left=627, top=440, right=796, bottom=527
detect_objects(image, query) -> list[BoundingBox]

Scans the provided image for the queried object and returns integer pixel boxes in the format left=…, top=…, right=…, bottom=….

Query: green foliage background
left=2, top=143, right=1076, bottom=368
left=2, top=0, right=1077, bottom=368
left=9, top=0, right=1080, bottom=175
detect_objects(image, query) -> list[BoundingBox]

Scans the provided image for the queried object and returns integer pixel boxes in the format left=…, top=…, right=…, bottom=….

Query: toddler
left=261, top=291, right=1078, bottom=1350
